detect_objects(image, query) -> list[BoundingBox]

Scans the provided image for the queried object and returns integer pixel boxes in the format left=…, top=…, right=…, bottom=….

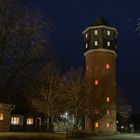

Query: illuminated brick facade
left=83, top=17, right=118, bottom=132
left=0, top=103, right=14, bottom=131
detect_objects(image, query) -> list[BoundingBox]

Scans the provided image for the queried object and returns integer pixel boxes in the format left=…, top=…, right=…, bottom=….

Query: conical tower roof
left=91, top=16, right=112, bottom=27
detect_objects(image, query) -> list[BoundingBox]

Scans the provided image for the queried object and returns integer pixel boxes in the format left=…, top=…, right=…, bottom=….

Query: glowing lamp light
left=107, top=30, right=111, bottom=36
left=27, top=118, right=33, bottom=125
left=106, top=64, right=110, bottom=69
left=61, top=112, right=69, bottom=119
left=107, top=41, right=110, bottom=46
left=95, top=80, right=99, bottom=86
left=65, top=112, right=68, bottom=116
left=106, top=123, right=110, bottom=128
left=85, top=33, right=88, bottom=38
left=95, top=30, right=98, bottom=35
left=11, top=117, right=19, bottom=125
left=121, top=126, right=124, bottom=129
left=95, top=122, right=99, bottom=128
left=0, top=113, right=3, bottom=121
left=106, top=97, right=110, bottom=102
left=86, top=43, right=88, bottom=48
left=95, top=41, right=98, bottom=46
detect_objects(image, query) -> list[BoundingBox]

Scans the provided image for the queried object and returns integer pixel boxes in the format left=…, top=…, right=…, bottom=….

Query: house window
left=95, top=122, right=99, bottom=128
left=86, top=43, right=88, bottom=48
left=107, top=41, right=110, bottom=46
left=27, top=118, right=33, bottom=125
left=0, top=113, right=3, bottom=120
left=95, top=109, right=99, bottom=114
left=94, top=80, right=99, bottom=86
left=95, top=30, right=98, bottom=35
left=11, top=117, right=19, bottom=125
left=107, top=110, right=110, bottom=115
left=106, top=64, right=110, bottom=69
left=106, top=97, right=110, bottom=102
left=85, top=33, right=88, bottom=38
left=107, top=30, right=111, bottom=36
left=106, top=123, right=110, bottom=128
left=94, top=41, right=98, bottom=46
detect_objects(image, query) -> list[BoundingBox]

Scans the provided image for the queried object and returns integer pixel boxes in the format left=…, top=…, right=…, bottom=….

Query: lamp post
left=65, top=112, right=68, bottom=139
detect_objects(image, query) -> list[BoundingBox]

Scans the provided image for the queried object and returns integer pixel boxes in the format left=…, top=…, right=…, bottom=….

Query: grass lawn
left=0, top=132, right=140, bottom=140
left=0, top=132, right=66, bottom=140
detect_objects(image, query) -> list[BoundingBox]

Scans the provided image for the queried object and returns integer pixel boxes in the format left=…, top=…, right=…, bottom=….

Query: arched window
left=95, top=122, right=99, bottom=128
left=94, top=80, right=99, bottom=85
left=106, top=97, right=110, bottom=102
left=0, top=113, right=3, bottom=120
left=106, top=64, right=110, bottom=69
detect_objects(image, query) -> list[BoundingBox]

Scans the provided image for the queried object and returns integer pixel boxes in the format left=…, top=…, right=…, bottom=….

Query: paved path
left=70, top=134, right=140, bottom=140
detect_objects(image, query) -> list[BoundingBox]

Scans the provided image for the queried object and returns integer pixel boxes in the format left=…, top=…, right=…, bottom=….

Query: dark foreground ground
left=83, top=134, right=140, bottom=140
left=0, top=132, right=65, bottom=140
left=0, top=132, right=139, bottom=140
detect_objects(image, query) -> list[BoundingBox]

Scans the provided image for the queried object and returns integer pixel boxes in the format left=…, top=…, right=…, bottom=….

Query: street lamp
left=65, top=112, right=68, bottom=116
left=65, top=112, right=68, bottom=139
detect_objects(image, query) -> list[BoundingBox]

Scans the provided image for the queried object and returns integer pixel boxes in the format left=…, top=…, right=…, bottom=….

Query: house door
left=36, top=117, right=41, bottom=130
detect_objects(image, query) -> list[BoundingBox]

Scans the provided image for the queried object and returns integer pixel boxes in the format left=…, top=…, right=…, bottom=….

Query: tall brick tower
left=83, top=17, right=118, bottom=132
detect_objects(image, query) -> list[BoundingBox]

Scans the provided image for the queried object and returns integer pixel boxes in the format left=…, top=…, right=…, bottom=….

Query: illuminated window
left=27, top=118, right=33, bottom=125
left=106, top=97, right=110, bottom=102
left=86, top=65, right=89, bottom=71
left=95, top=122, right=99, bottom=128
left=95, top=30, right=98, bottom=35
left=0, top=113, right=3, bottom=120
left=107, top=110, right=110, bottom=115
left=11, top=117, right=19, bottom=125
left=107, top=41, right=110, bottom=46
left=85, top=33, right=88, bottom=38
left=95, top=109, right=99, bottom=114
left=94, top=41, right=98, bottom=46
left=94, top=80, right=99, bottom=86
left=107, top=30, right=110, bottom=36
left=106, top=64, right=110, bottom=69
left=106, top=123, right=110, bottom=128
left=86, top=43, right=88, bottom=48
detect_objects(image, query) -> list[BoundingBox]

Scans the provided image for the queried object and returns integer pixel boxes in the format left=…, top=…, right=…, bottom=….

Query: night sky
left=22, top=0, right=140, bottom=113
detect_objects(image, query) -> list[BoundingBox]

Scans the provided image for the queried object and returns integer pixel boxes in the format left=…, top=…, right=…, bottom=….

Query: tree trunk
left=74, top=116, right=79, bottom=131
left=74, top=105, right=79, bottom=131
left=46, top=115, right=54, bottom=132
left=46, top=116, right=50, bottom=131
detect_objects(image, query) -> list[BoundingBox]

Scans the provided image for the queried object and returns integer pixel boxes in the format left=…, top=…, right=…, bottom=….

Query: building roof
left=91, top=16, right=112, bottom=27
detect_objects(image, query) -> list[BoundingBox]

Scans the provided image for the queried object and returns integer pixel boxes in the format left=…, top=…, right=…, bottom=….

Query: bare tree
left=28, top=61, right=64, bottom=131
left=85, top=82, right=110, bottom=132
left=0, top=0, right=48, bottom=100
left=61, top=67, right=85, bottom=130
left=117, top=89, right=132, bottom=119
left=117, top=89, right=132, bottom=130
